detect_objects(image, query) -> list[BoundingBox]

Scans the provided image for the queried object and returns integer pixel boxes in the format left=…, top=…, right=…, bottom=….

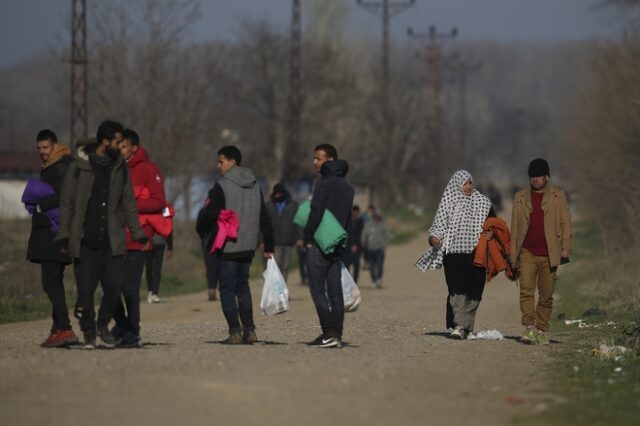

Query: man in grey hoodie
left=196, top=146, right=274, bottom=344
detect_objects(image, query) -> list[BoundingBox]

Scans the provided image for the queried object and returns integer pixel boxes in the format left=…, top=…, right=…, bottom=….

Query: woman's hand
left=429, top=236, right=441, bottom=248
left=485, top=230, right=494, bottom=241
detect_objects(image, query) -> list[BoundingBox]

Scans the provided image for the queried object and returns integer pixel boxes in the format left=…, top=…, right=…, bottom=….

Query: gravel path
left=0, top=237, right=550, bottom=426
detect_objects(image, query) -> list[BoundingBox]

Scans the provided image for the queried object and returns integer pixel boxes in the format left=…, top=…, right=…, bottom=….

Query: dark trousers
left=367, top=249, right=385, bottom=282
left=145, top=244, right=165, bottom=295
left=41, top=261, right=71, bottom=332
left=342, top=248, right=361, bottom=283
left=443, top=253, right=486, bottom=331
left=297, top=246, right=309, bottom=284
left=307, top=245, right=344, bottom=339
left=218, top=257, right=254, bottom=334
left=203, top=243, right=219, bottom=290
left=76, top=245, right=125, bottom=334
left=113, top=251, right=146, bottom=336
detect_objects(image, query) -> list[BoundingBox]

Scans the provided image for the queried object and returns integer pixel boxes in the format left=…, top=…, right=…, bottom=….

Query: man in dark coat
left=304, top=144, right=355, bottom=348
left=26, top=129, right=79, bottom=348
left=57, top=120, right=146, bottom=349
left=265, top=182, right=301, bottom=282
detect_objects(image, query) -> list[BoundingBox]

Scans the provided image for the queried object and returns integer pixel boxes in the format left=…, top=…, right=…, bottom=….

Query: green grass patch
left=385, top=206, right=434, bottom=245
left=527, top=222, right=640, bottom=425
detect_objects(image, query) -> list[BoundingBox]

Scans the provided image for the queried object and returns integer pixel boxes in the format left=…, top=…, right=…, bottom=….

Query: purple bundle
left=21, top=179, right=60, bottom=233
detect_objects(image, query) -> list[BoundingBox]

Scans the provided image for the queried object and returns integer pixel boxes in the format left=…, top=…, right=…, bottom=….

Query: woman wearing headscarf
left=417, top=170, right=495, bottom=340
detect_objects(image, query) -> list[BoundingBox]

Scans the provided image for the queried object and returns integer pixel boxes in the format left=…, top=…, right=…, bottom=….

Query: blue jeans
left=306, top=245, right=344, bottom=338
left=218, top=257, right=255, bottom=334
left=367, top=249, right=385, bottom=282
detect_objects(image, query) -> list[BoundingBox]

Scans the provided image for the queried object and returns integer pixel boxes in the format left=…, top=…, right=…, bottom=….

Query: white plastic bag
left=475, top=329, right=504, bottom=340
left=260, top=258, right=290, bottom=315
left=341, top=263, right=361, bottom=312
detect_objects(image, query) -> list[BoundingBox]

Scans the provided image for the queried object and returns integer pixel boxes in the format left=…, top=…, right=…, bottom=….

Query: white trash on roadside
left=564, top=319, right=583, bottom=325
left=475, top=329, right=504, bottom=340
left=591, top=344, right=628, bottom=360
left=260, top=258, right=289, bottom=316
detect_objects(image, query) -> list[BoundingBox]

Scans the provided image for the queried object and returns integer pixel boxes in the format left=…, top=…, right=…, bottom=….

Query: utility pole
left=449, top=60, right=482, bottom=168
left=287, top=0, right=303, bottom=180
left=70, top=0, right=88, bottom=145
left=356, top=0, right=415, bottom=206
left=407, top=25, right=457, bottom=199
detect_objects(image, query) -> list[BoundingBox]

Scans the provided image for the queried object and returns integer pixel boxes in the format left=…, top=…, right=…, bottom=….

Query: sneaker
left=466, top=331, right=477, bottom=341
left=117, top=331, right=143, bottom=348
left=451, top=326, right=466, bottom=340
left=83, top=331, right=96, bottom=350
left=208, top=289, right=217, bottom=301
left=520, top=328, right=537, bottom=344
left=147, top=291, right=154, bottom=304
left=317, top=337, right=342, bottom=348
left=535, top=330, right=550, bottom=346
left=243, top=330, right=258, bottom=344
left=111, top=325, right=127, bottom=345
left=150, top=294, right=160, bottom=303
left=41, top=331, right=58, bottom=348
left=50, top=330, right=79, bottom=347
left=222, top=333, right=243, bottom=345
left=97, top=326, right=116, bottom=348
left=306, top=335, right=324, bottom=346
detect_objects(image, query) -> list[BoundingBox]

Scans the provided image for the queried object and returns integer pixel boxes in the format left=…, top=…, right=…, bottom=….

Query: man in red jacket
left=113, top=129, right=167, bottom=347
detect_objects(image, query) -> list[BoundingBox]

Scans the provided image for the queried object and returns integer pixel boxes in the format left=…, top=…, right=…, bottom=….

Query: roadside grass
left=385, top=206, right=433, bottom=245
left=525, top=222, right=640, bottom=425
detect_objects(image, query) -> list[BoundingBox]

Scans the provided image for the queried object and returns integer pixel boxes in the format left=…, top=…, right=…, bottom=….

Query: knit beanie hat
left=528, top=158, right=550, bottom=177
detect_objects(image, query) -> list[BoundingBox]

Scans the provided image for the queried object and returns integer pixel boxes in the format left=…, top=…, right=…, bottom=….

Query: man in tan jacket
left=510, top=158, right=572, bottom=345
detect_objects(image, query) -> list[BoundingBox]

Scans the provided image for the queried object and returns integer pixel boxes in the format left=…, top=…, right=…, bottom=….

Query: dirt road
left=0, top=237, right=550, bottom=426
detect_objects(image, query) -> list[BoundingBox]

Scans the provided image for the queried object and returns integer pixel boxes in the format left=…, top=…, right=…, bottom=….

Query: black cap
left=272, top=183, right=286, bottom=194
left=528, top=158, right=550, bottom=178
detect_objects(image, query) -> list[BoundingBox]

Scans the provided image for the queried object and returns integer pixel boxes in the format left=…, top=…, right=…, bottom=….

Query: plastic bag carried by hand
left=341, top=263, right=361, bottom=312
left=260, top=258, right=290, bottom=316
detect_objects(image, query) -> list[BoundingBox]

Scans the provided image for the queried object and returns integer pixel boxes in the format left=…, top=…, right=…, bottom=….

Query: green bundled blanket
left=294, top=200, right=347, bottom=254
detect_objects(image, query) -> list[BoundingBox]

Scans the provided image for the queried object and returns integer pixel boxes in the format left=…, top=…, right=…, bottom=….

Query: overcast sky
left=0, top=0, right=622, bottom=68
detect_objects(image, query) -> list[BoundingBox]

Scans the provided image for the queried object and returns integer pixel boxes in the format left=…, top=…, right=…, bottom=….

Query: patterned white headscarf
left=416, top=170, right=492, bottom=271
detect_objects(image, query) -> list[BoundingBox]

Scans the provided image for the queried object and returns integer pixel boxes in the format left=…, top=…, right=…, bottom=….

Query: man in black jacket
left=265, top=182, right=301, bottom=282
left=196, top=146, right=274, bottom=344
left=305, top=144, right=354, bottom=348
left=26, top=130, right=79, bottom=347
left=342, top=205, right=364, bottom=283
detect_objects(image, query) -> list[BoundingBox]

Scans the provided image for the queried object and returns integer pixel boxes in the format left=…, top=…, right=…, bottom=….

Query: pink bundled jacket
left=210, top=209, right=239, bottom=254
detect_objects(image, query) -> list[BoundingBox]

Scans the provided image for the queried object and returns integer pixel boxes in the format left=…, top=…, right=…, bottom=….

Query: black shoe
left=317, top=337, right=342, bottom=348
left=97, top=326, right=116, bottom=348
left=116, top=331, right=142, bottom=348
left=110, top=325, right=127, bottom=344
left=82, top=331, right=96, bottom=350
left=306, top=335, right=324, bottom=346
left=243, top=330, right=258, bottom=344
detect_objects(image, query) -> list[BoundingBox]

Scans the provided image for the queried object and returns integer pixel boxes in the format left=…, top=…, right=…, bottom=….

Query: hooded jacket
left=266, top=190, right=301, bottom=246
left=124, top=145, right=167, bottom=250
left=56, top=143, right=145, bottom=257
left=196, top=166, right=274, bottom=259
left=26, top=144, right=73, bottom=264
left=304, top=159, right=355, bottom=247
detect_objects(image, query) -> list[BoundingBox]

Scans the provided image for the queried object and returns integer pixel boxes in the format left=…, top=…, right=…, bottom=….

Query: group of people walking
left=25, top=121, right=571, bottom=349
left=420, top=159, right=572, bottom=344
left=26, top=122, right=173, bottom=349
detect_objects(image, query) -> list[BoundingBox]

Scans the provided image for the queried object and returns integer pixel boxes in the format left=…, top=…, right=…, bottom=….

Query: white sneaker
left=151, top=294, right=160, bottom=303
left=466, top=331, right=477, bottom=340
left=147, top=292, right=153, bottom=304
left=451, top=326, right=466, bottom=340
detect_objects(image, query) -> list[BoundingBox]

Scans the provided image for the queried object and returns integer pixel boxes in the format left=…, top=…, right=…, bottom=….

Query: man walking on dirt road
left=304, top=144, right=354, bottom=348
left=196, top=146, right=274, bottom=344
left=510, top=158, right=572, bottom=345
left=57, top=120, right=147, bottom=349
left=25, top=129, right=79, bottom=347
